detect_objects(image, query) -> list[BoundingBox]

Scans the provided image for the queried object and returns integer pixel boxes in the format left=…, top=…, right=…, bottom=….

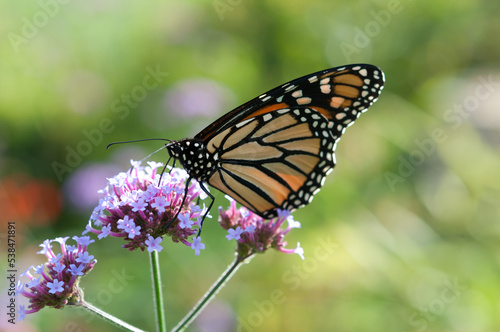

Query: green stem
left=172, top=254, right=255, bottom=332
left=150, top=250, right=167, bottom=332
left=80, top=300, right=146, bottom=332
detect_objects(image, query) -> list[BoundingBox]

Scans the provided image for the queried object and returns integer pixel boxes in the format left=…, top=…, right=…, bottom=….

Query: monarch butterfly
left=166, top=64, right=385, bottom=225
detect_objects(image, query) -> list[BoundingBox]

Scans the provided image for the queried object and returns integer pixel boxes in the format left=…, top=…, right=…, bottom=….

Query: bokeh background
left=1, top=0, right=500, bottom=331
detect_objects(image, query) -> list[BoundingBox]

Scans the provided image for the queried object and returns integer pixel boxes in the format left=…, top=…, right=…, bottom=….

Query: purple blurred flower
left=17, top=236, right=97, bottom=318
left=219, top=196, right=304, bottom=260
left=164, top=78, right=234, bottom=119
left=85, top=160, right=208, bottom=255
left=64, top=163, right=121, bottom=212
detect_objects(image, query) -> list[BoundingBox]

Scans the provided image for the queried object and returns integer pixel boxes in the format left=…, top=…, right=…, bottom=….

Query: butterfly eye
left=166, top=142, right=181, bottom=157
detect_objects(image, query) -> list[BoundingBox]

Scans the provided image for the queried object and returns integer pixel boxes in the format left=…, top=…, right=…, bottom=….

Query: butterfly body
left=166, top=64, right=385, bottom=220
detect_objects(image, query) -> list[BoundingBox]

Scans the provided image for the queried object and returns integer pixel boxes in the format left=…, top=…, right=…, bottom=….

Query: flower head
left=145, top=235, right=163, bottom=252
left=17, top=237, right=97, bottom=318
left=219, top=196, right=304, bottom=260
left=85, top=160, right=208, bottom=255
left=191, top=236, right=205, bottom=256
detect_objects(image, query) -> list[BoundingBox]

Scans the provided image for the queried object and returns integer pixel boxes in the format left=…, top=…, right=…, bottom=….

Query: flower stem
left=150, top=250, right=167, bottom=332
left=172, top=253, right=255, bottom=332
left=80, top=300, right=146, bottom=332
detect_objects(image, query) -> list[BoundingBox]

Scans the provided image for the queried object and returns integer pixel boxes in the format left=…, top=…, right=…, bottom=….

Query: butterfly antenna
left=140, top=145, right=170, bottom=165
left=106, top=138, right=172, bottom=150
left=107, top=138, right=174, bottom=175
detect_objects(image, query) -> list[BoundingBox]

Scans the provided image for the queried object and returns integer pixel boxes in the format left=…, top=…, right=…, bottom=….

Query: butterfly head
left=166, top=139, right=216, bottom=181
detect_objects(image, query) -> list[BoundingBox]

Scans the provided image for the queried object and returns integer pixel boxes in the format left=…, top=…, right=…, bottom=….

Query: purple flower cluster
left=85, top=160, right=207, bottom=255
left=16, top=236, right=96, bottom=320
left=219, top=196, right=304, bottom=260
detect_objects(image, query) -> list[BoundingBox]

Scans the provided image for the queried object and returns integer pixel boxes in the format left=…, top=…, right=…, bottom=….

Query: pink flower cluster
left=85, top=160, right=207, bottom=255
left=16, top=236, right=97, bottom=319
left=219, top=196, right=304, bottom=260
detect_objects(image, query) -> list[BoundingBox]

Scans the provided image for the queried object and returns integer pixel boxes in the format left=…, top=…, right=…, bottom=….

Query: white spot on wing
left=320, top=84, right=331, bottom=94
left=308, top=76, right=318, bottom=83
left=235, top=118, right=254, bottom=128
left=335, top=112, right=346, bottom=120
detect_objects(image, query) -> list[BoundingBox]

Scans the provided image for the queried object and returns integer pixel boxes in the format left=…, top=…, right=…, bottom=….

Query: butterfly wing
left=195, top=64, right=385, bottom=142
left=191, top=64, right=385, bottom=218
left=206, top=107, right=336, bottom=218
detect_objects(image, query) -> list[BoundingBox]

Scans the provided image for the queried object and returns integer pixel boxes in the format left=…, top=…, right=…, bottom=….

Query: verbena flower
left=17, top=236, right=97, bottom=319
left=85, top=160, right=208, bottom=255
left=219, top=196, right=305, bottom=260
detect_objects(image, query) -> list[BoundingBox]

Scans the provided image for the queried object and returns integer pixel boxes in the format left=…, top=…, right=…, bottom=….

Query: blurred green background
left=1, top=0, right=500, bottom=331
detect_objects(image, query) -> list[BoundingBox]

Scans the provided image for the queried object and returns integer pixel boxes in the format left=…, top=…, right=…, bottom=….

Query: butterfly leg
left=164, top=177, right=214, bottom=238
left=165, top=176, right=192, bottom=229
left=197, top=183, right=214, bottom=237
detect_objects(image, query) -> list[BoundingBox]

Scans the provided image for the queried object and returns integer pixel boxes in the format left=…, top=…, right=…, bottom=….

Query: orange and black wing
left=195, top=64, right=385, bottom=143
left=206, top=107, right=336, bottom=218
left=194, top=64, right=384, bottom=218
left=164, top=64, right=386, bottom=219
